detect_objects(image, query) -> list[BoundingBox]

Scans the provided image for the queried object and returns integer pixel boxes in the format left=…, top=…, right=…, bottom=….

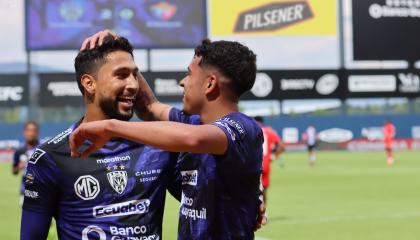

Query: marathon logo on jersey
left=74, top=175, right=100, bottom=201
left=234, top=1, right=313, bottom=33
left=107, top=170, right=128, bottom=194
left=181, top=170, right=198, bottom=186
left=28, top=148, right=45, bottom=164
left=97, top=155, right=131, bottom=164
left=93, top=199, right=150, bottom=218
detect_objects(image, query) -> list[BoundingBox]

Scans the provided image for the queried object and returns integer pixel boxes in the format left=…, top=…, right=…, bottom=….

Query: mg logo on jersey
left=107, top=171, right=128, bottom=194
left=181, top=170, right=198, bottom=186
left=74, top=175, right=100, bottom=200
left=82, top=225, right=106, bottom=240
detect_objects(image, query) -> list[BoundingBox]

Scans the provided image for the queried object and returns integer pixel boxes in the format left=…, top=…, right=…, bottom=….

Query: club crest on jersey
left=107, top=170, right=128, bottom=194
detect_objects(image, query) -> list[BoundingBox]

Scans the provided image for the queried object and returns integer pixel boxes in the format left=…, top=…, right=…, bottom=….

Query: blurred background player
left=11, top=121, right=39, bottom=206
left=254, top=116, right=284, bottom=205
left=303, top=125, right=317, bottom=167
left=383, top=120, right=396, bottom=166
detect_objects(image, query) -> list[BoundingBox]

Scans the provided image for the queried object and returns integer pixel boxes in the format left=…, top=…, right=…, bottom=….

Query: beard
left=99, top=97, right=133, bottom=121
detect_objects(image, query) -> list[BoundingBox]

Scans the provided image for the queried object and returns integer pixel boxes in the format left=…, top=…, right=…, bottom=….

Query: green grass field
left=1, top=151, right=419, bottom=239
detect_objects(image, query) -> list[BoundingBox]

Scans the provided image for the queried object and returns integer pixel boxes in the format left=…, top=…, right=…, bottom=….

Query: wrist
left=105, top=119, right=118, bottom=137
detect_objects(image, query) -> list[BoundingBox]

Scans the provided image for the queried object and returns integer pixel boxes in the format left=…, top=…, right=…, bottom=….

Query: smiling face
left=94, top=50, right=139, bottom=121
left=179, top=56, right=209, bottom=115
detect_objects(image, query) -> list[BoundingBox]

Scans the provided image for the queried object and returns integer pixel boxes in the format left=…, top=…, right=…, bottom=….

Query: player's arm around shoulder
left=108, top=120, right=229, bottom=155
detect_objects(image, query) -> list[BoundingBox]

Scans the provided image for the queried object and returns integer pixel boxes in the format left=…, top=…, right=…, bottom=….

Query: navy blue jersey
left=169, top=108, right=263, bottom=240
left=22, top=121, right=181, bottom=240
left=13, top=144, right=38, bottom=195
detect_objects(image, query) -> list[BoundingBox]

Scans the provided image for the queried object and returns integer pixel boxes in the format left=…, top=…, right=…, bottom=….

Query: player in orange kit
left=383, top=120, right=396, bottom=165
left=254, top=116, right=285, bottom=205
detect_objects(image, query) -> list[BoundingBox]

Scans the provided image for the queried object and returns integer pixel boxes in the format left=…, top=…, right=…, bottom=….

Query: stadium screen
left=25, top=0, right=206, bottom=50
left=352, top=0, right=420, bottom=63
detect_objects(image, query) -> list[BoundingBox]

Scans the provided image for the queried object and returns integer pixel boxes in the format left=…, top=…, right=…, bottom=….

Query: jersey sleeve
left=21, top=209, right=52, bottom=240
left=168, top=107, right=201, bottom=125
left=212, top=115, right=263, bottom=168
left=22, top=148, right=59, bottom=214
left=12, top=149, right=22, bottom=167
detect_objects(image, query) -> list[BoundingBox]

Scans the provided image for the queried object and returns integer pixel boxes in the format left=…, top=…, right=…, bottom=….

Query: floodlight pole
left=338, top=0, right=347, bottom=115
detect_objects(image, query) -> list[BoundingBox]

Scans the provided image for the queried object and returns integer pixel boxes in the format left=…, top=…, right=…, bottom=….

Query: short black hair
left=24, top=121, right=38, bottom=130
left=74, top=36, right=134, bottom=95
left=194, top=39, right=257, bottom=97
left=254, top=116, right=264, bottom=123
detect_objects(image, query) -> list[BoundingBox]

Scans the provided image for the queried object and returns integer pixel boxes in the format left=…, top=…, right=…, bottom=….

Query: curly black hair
left=194, top=39, right=257, bottom=97
left=74, top=36, right=134, bottom=95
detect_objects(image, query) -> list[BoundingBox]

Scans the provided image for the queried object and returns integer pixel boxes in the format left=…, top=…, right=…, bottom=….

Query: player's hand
left=69, top=120, right=113, bottom=158
left=135, top=74, right=158, bottom=120
left=254, top=202, right=268, bottom=231
left=18, top=161, right=26, bottom=170
left=80, top=29, right=118, bottom=51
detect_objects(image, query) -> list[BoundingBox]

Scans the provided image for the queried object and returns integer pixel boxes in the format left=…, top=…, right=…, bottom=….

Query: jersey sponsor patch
left=28, top=148, right=45, bottom=164
left=214, top=121, right=236, bottom=141
left=24, top=189, right=39, bottom=199
left=25, top=172, right=35, bottom=185
left=96, top=155, right=130, bottom=164
left=74, top=175, right=100, bottom=200
left=82, top=225, right=158, bottom=240
left=82, top=225, right=106, bottom=240
left=181, top=170, right=198, bottom=186
left=93, top=199, right=150, bottom=218
left=47, top=128, right=72, bottom=145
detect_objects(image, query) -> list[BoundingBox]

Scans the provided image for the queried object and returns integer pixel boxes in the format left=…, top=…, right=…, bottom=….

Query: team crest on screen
left=107, top=170, right=128, bottom=194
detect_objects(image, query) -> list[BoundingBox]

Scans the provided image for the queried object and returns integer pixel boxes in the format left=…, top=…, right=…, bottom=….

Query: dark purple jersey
left=22, top=120, right=181, bottom=240
left=169, top=108, right=263, bottom=240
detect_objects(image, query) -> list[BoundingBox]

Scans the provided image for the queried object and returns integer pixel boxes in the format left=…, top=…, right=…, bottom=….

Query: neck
left=26, top=141, right=38, bottom=148
left=199, top=99, right=238, bottom=124
left=83, top=103, right=109, bottom=123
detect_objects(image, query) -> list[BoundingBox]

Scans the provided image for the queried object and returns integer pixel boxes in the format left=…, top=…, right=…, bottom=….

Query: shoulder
left=28, top=126, right=75, bottom=165
left=14, top=146, right=26, bottom=155
left=214, top=112, right=262, bottom=141
left=169, top=107, right=201, bottom=125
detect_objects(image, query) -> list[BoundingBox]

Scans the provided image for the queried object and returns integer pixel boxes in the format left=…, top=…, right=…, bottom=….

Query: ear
left=81, top=74, right=96, bottom=96
left=205, top=74, right=218, bottom=94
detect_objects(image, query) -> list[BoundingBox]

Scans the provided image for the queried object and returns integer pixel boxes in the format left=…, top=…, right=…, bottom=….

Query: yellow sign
left=209, top=0, right=337, bottom=36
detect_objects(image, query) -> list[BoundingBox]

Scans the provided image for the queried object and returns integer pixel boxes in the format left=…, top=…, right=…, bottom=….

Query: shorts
left=307, top=144, right=316, bottom=151
left=384, top=141, right=393, bottom=150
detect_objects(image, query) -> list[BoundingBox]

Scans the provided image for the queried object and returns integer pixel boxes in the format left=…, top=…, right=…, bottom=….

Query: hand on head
left=80, top=29, right=118, bottom=51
